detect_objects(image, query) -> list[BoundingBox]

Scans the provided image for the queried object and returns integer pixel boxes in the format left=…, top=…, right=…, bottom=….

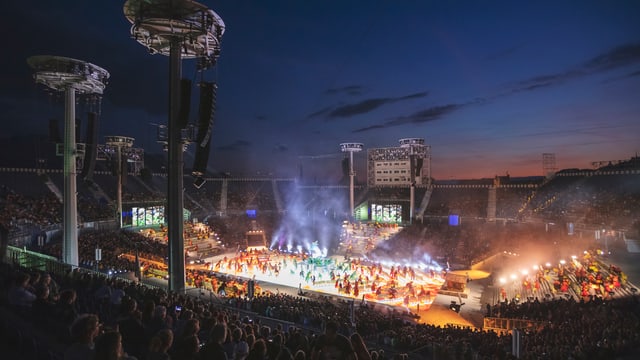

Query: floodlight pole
left=167, top=39, right=186, bottom=293
left=124, top=0, right=225, bottom=293
left=63, top=87, right=79, bottom=266
left=105, top=136, right=135, bottom=229
left=28, top=55, right=109, bottom=268
left=341, top=143, right=363, bottom=219
left=400, top=138, right=426, bottom=225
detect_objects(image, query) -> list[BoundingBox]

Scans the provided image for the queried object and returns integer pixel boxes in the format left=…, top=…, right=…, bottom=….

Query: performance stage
left=207, top=249, right=446, bottom=311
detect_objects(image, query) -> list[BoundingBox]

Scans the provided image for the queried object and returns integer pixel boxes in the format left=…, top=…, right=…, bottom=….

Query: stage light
left=449, top=301, right=462, bottom=313
left=499, top=277, right=506, bottom=284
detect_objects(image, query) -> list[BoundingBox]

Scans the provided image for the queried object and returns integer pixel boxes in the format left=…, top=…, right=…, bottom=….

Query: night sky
left=2, top=0, right=639, bottom=180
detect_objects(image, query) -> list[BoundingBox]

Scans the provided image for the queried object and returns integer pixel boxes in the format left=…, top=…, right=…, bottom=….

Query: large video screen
left=131, top=206, right=165, bottom=227
left=370, top=203, right=403, bottom=224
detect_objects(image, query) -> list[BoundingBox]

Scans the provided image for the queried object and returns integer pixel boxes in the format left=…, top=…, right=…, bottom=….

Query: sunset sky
left=1, top=0, right=639, bottom=180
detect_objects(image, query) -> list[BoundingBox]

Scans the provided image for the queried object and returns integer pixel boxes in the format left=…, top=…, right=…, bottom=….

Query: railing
left=483, top=316, right=546, bottom=335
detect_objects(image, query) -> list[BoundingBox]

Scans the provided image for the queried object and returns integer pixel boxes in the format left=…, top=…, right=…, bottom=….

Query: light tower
left=124, top=0, right=224, bottom=293
left=27, top=56, right=109, bottom=267
left=542, top=153, right=557, bottom=179
left=340, top=143, right=363, bottom=219
left=399, top=138, right=426, bottom=224
left=105, top=136, right=135, bottom=229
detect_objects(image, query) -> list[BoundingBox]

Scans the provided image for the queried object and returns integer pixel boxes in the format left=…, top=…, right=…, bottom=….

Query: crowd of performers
left=339, top=221, right=401, bottom=257
left=196, top=248, right=445, bottom=309
left=499, top=250, right=632, bottom=303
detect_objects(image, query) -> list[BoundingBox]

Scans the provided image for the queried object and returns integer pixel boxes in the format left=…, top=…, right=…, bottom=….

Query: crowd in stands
left=522, top=173, right=640, bottom=230
left=490, top=296, right=640, bottom=359
left=42, top=230, right=168, bottom=274
left=5, top=253, right=639, bottom=359
left=226, top=181, right=277, bottom=212
left=1, top=259, right=415, bottom=360
left=0, top=191, right=62, bottom=230
left=425, top=188, right=487, bottom=218
left=3, top=168, right=640, bottom=359
left=495, top=187, right=531, bottom=220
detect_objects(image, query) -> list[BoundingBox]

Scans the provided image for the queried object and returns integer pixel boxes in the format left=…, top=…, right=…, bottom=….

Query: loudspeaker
left=195, top=82, right=216, bottom=146
left=192, top=82, right=217, bottom=176
left=49, top=119, right=62, bottom=143
left=81, top=112, right=99, bottom=181
left=178, top=78, right=192, bottom=129
left=192, top=138, right=212, bottom=177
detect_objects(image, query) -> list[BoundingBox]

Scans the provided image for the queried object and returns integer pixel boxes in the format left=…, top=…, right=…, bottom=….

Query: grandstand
left=2, top=148, right=640, bottom=359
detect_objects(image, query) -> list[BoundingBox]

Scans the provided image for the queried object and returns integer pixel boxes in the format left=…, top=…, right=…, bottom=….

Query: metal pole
left=349, top=151, right=355, bottom=219
left=63, top=87, right=79, bottom=267
left=167, top=38, right=186, bottom=293
left=410, top=183, right=415, bottom=225
left=117, top=145, right=123, bottom=229
left=409, top=149, right=416, bottom=225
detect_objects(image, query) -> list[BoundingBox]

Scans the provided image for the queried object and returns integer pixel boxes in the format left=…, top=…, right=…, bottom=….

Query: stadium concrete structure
left=2, top=137, right=640, bottom=358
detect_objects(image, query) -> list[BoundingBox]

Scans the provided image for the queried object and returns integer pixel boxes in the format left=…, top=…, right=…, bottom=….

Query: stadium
left=2, top=1, right=640, bottom=360
left=2, top=130, right=640, bottom=359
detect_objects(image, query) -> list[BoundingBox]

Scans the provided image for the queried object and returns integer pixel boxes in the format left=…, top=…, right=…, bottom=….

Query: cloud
left=325, top=91, right=429, bottom=119
left=216, top=140, right=251, bottom=151
left=352, top=124, right=387, bottom=133
left=325, top=85, right=363, bottom=96
left=628, top=69, right=640, bottom=78
left=273, top=144, right=288, bottom=152
left=601, top=68, right=640, bottom=84
left=512, top=42, right=640, bottom=93
left=583, top=42, right=640, bottom=72
left=328, top=98, right=395, bottom=118
left=352, top=42, right=640, bottom=135
left=512, top=70, right=585, bottom=93
left=306, top=106, right=333, bottom=119
left=352, top=103, right=464, bottom=133
left=387, top=103, right=463, bottom=125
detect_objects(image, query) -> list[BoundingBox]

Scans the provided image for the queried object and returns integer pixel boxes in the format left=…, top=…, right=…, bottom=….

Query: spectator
left=117, top=296, right=146, bottom=359
left=294, top=349, right=306, bottom=360
left=94, top=330, right=138, bottom=360
left=200, top=322, right=228, bottom=359
left=64, top=314, right=101, bottom=360
left=350, top=332, right=372, bottom=360
left=246, top=338, right=268, bottom=360
left=231, top=325, right=250, bottom=360
left=172, top=334, right=200, bottom=360
left=7, top=271, right=36, bottom=308
left=147, top=329, right=174, bottom=360
left=173, top=318, right=201, bottom=358
left=32, top=285, right=56, bottom=323
left=56, top=289, right=79, bottom=330
left=310, top=321, right=356, bottom=360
